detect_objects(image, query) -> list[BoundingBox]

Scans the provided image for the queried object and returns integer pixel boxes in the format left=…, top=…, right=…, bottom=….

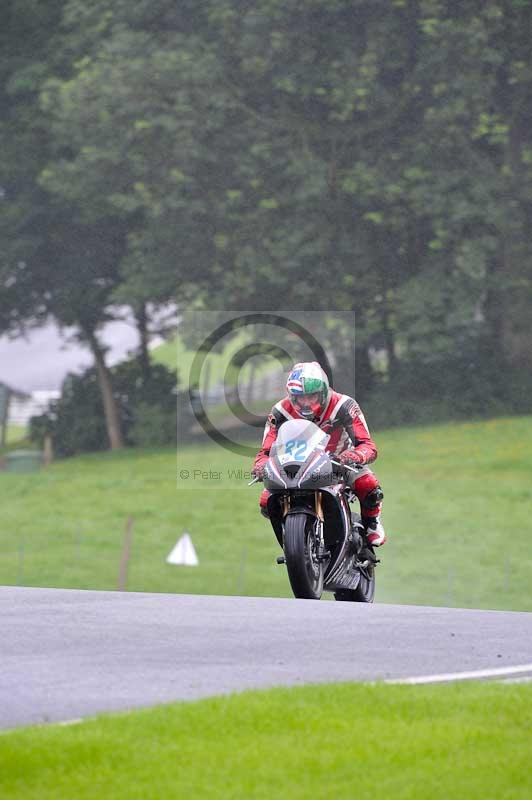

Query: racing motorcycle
left=250, top=418, right=378, bottom=602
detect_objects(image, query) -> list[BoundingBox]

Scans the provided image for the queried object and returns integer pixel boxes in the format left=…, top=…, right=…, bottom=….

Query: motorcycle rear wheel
left=284, top=513, right=324, bottom=600
left=334, top=568, right=375, bottom=603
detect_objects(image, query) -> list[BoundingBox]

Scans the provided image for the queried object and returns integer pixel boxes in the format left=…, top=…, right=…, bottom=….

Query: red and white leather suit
left=253, top=390, right=383, bottom=523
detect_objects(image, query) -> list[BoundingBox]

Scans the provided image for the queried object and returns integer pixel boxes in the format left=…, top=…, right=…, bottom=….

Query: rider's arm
left=252, top=409, right=282, bottom=474
left=337, top=398, right=377, bottom=465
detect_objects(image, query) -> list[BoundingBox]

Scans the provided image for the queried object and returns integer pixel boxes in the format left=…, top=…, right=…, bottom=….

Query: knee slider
left=361, top=485, right=384, bottom=509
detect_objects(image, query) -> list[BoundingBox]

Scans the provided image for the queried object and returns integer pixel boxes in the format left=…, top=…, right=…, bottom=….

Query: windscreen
left=270, top=419, right=330, bottom=465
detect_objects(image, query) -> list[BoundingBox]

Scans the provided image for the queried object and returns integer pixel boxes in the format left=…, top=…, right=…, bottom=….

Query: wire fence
left=0, top=521, right=528, bottom=611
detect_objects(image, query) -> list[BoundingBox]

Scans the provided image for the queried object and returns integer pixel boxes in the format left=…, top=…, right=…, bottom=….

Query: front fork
left=314, top=491, right=326, bottom=556
left=281, top=492, right=328, bottom=561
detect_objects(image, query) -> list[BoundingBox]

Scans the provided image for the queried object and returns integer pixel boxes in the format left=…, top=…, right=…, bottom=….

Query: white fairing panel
left=270, top=419, right=330, bottom=465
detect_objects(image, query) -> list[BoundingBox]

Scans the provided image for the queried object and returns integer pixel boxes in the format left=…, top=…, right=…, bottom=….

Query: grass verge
left=0, top=415, right=531, bottom=609
left=6, top=424, right=27, bottom=444
left=0, top=424, right=29, bottom=455
left=1, top=682, right=531, bottom=800
left=152, top=328, right=282, bottom=386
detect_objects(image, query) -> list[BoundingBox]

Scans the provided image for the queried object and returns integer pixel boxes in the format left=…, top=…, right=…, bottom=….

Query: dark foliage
left=30, top=359, right=177, bottom=457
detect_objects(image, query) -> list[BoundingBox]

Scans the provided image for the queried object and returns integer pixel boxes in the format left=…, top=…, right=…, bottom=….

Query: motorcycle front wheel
left=283, top=513, right=324, bottom=600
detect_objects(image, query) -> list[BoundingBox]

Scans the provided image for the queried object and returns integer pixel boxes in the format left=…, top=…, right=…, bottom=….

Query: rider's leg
left=352, top=471, right=387, bottom=546
left=259, top=488, right=271, bottom=518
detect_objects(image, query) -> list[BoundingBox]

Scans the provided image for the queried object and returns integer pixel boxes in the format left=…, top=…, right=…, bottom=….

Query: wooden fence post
left=118, top=516, right=134, bottom=591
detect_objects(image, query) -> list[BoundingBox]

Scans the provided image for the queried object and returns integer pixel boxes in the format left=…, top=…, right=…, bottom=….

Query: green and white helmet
left=286, top=361, right=330, bottom=419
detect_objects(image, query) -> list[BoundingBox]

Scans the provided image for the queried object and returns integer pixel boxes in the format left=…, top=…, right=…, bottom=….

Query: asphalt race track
left=1, top=586, right=531, bottom=730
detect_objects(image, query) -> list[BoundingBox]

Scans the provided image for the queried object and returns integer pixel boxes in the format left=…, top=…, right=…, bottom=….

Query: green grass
left=6, top=424, right=27, bottom=444
left=1, top=415, right=531, bottom=610
left=1, top=682, right=531, bottom=799
left=152, top=328, right=283, bottom=386
left=0, top=424, right=29, bottom=455
left=152, top=328, right=286, bottom=425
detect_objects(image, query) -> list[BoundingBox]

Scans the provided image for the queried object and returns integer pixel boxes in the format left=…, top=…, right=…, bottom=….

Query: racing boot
left=362, top=515, right=387, bottom=547
left=259, top=488, right=271, bottom=518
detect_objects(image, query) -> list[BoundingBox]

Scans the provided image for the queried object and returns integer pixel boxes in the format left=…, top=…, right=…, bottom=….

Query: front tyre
left=283, top=513, right=323, bottom=600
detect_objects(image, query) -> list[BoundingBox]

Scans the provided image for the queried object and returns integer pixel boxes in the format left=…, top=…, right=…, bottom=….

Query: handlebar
left=248, top=458, right=363, bottom=485
left=330, top=458, right=364, bottom=476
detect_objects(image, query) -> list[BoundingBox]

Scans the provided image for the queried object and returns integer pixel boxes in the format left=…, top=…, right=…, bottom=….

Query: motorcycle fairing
left=321, top=489, right=363, bottom=592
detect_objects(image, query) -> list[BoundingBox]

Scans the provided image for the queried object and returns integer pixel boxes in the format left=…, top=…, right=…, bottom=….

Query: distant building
left=9, top=389, right=61, bottom=426
left=0, top=381, right=30, bottom=446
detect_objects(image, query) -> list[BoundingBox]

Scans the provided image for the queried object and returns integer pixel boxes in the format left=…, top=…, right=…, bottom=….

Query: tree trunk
left=0, top=386, right=9, bottom=448
left=135, top=302, right=151, bottom=383
left=483, top=132, right=532, bottom=370
left=482, top=241, right=506, bottom=366
left=383, top=323, right=398, bottom=378
left=85, top=328, right=125, bottom=450
left=489, top=83, right=532, bottom=370
left=354, top=342, right=375, bottom=400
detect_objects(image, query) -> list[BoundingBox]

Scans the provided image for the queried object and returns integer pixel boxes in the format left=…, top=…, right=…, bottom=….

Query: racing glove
left=338, top=449, right=365, bottom=467
left=251, top=457, right=268, bottom=481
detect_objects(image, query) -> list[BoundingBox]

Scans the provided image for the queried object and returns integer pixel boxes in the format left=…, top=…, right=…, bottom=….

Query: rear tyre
left=283, top=513, right=323, bottom=600
left=334, top=567, right=375, bottom=603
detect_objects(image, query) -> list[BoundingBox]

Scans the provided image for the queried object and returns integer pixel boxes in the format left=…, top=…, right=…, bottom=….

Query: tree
left=0, top=0, right=64, bottom=335
left=1, top=1, right=128, bottom=448
left=4, top=0, right=532, bottom=438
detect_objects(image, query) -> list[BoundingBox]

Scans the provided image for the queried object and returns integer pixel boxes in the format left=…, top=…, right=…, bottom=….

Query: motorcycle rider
left=252, top=361, right=387, bottom=547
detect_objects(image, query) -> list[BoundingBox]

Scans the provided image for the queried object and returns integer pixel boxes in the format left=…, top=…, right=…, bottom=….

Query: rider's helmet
left=286, top=361, right=330, bottom=420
